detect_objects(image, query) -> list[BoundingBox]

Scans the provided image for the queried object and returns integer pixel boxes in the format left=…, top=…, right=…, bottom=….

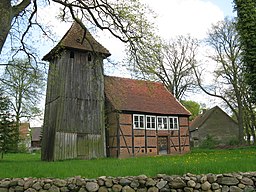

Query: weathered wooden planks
left=41, top=50, right=106, bottom=161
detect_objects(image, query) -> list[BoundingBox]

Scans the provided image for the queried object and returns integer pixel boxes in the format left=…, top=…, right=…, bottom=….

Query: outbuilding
left=190, top=106, right=239, bottom=147
left=105, top=76, right=191, bottom=158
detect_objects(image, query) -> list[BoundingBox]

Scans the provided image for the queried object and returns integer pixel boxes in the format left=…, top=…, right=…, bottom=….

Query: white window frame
left=146, top=115, right=156, bottom=130
left=133, top=114, right=145, bottom=129
left=157, top=116, right=168, bottom=130
left=169, top=117, right=179, bottom=130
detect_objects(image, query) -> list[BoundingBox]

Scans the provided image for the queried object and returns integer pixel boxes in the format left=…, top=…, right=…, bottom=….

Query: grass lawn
left=0, top=146, right=256, bottom=179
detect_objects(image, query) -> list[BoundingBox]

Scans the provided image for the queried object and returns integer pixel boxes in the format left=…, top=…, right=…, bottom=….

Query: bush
left=199, top=135, right=217, bottom=149
left=18, top=142, right=29, bottom=153
left=228, top=137, right=240, bottom=146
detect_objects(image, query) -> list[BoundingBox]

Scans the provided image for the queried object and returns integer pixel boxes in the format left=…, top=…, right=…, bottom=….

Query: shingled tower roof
left=43, top=21, right=111, bottom=61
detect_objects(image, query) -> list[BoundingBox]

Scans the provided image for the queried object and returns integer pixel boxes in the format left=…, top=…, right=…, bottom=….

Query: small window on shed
left=133, top=114, right=145, bottom=129
left=70, top=51, right=74, bottom=59
left=157, top=116, right=168, bottom=130
left=169, top=117, right=179, bottom=130
left=146, top=115, right=156, bottom=130
left=88, top=53, right=92, bottom=62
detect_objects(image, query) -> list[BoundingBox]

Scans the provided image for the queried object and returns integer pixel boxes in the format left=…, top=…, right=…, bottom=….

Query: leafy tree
left=0, top=90, right=15, bottom=158
left=193, top=18, right=246, bottom=144
left=181, top=100, right=201, bottom=121
left=0, top=0, right=156, bottom=64
left=0, top=58, right=45, bottom=127
left=234, top=0, right=256, bottom=103
left=242, top=91, right=256, bottom=144
left=130, top=35, right=199, bottom=100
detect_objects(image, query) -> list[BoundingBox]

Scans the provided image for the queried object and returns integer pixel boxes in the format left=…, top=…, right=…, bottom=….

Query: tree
left=181, top=100, right=201, bottom=121
left=129, top=35, right=199, bottom=100
left=0, top=90, right=15, bottom=158
left=242, top=90, right=256, bottom=144
left=0, top=0, right=156, bottom=63
left=0, top=0, right=30, bottom=54
left=0, top=58, right=45, bottom=127
left=193, top=18, right=246, bottom=144
left=234, top=0, right=256, bottom=103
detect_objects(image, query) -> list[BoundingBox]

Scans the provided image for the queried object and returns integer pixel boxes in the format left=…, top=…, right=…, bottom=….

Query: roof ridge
left=104, top=75, right=162, bottom=85
left=190, top=105, right=222, bottom=130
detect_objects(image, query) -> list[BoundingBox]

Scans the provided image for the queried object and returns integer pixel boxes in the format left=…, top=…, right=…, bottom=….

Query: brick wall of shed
left=106, top=111, right=190, bottom=158
left=117, top=114, right=190, bottom=158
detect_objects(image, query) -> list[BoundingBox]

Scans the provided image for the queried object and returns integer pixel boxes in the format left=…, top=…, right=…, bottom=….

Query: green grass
left=0, top=146, right=256, bottom=179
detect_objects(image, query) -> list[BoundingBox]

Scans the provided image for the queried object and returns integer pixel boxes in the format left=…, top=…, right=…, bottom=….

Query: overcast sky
left=145, top=0, right=233, bottom=39
left=97, top=0, right=236, bottom=78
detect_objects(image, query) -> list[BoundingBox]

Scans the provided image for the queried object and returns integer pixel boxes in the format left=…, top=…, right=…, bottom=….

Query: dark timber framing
left=105, top=110, right=190, bottom=158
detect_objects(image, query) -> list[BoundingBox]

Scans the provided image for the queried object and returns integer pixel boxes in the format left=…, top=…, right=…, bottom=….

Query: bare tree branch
left=129, top=35, right=198, bottom=100
left=12, top=0, right=31, bottom=17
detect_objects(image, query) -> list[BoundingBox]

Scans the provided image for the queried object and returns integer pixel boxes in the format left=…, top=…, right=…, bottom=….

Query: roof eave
left=42, top=45, right=111, bottom=61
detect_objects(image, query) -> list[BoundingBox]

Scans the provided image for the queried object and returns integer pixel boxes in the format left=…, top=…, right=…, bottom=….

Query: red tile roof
left=104, top=76, right=190, bottom=116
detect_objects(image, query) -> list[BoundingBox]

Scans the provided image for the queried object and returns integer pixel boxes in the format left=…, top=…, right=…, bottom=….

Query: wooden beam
left=116, top=113, right=120, bottom=158
left=178, top=117, right=181, bottom=153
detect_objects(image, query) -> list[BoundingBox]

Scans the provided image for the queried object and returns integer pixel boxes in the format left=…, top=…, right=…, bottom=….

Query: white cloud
left=145, top=0, right=224, bottom=39
left=97, top=0, right=225, bottom=67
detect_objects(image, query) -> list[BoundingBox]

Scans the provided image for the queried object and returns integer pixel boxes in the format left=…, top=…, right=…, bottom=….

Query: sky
left=31, top=0, right=236, bottom=126
left=39, top=0, right=236, bottom=63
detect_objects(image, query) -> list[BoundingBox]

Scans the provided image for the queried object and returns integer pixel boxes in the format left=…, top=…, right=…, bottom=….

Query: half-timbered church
left=41, top=21, right=191, bottom=161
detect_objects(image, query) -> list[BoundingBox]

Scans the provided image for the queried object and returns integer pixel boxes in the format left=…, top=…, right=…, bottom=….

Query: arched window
left=70, top=51, right=74, bottom=59
left=88, top=53, right=92, bottom=62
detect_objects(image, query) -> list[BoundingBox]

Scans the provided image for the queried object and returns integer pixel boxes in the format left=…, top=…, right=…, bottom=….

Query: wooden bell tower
left=41, top=22, right=111, bottom=161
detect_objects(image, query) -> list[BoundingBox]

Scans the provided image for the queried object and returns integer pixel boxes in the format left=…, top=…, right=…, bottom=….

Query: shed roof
left=104, top=76, right=191, bottom=116
left=190, top=106, right=237, bottom=131
left=43, top=21, right=111, bottom=61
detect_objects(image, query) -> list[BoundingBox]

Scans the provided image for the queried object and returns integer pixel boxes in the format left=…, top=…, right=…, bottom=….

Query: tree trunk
left=250, top=110, right=256, bottom=145
left=0, top=0, right=31, bottom=54
left=252, top=133, right=256, bottom=145
left=245, top=95, right=256, bottom=145
left=0, top=0, right=12, bottom=53
left=14, top=118, right=20, bottom=152
left=250, top=124, right=256, bottom=145
left=245, top=124, right=250, bottom=145
left=237, top=103, right=244, bottom=144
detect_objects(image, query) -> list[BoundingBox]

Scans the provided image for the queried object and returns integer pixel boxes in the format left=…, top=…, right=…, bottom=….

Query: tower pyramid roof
left=43, top=21, right=111, bottom=61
